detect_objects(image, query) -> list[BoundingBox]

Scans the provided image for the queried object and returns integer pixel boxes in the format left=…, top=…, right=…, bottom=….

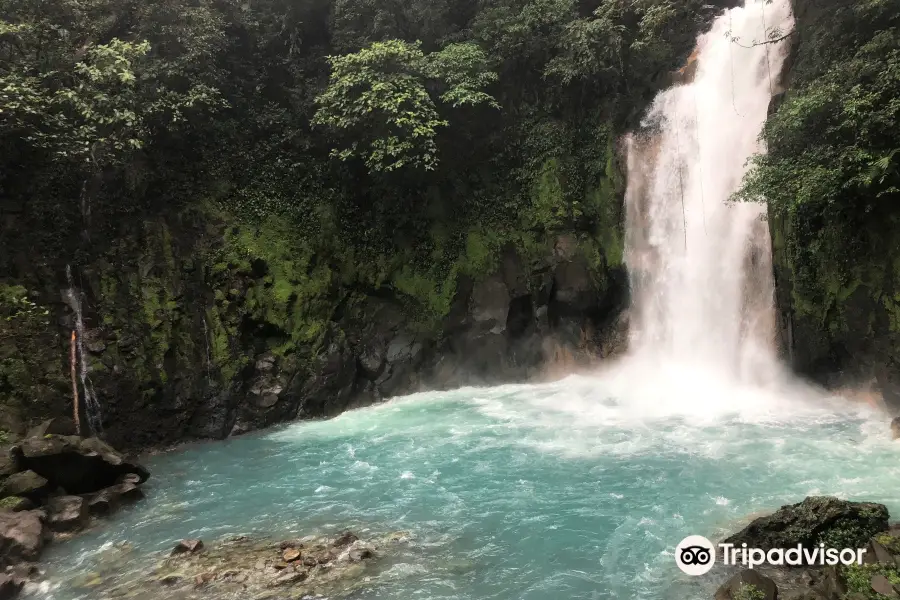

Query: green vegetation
left=0, top=0, right=737, bottom=429
left=735, top=0, right=900, bottom=375
left=732, top=583, right=766, bottom=600
left=842, top=563, right=900, bottom=600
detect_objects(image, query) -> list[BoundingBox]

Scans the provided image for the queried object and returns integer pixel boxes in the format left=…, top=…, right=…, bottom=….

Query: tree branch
left=731, top=30, right=796, bottom=49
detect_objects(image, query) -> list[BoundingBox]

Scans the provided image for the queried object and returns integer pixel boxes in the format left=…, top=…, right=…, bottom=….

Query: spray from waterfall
left=623, top=0, right=793, bottom=383
left=65, top=265, right=103, bottom=435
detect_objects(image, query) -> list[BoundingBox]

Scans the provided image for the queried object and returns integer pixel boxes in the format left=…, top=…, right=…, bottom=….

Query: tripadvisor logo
left=675, top=535, right=868, bottom=576
left=676, top=535, right=716, bottom=576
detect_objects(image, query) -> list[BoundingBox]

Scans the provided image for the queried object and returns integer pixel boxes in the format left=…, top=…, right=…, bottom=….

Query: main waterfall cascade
left=624, top=0, right=793, bottom=384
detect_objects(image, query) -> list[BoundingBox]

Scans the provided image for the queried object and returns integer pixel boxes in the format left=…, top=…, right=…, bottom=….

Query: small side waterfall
left=624, top=0, right=793, bottom=383
left=65, top=265, right=103, bottom=435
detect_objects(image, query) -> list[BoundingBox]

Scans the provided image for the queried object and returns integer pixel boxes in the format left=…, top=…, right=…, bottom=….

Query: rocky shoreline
left=0, top=418, right=150, bottom=598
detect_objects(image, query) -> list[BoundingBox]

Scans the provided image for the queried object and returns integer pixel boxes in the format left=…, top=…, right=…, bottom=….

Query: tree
left=312, top=39, right=498, bottom=173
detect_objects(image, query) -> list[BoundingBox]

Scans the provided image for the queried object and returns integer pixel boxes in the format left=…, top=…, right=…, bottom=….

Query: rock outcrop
left=724, top=496, right=889, bottom=554
left=14, top=436, right=150, bottom=494
left=715, top=497, right=900, bottom=600
left=0, top=433, right=150, bottom=597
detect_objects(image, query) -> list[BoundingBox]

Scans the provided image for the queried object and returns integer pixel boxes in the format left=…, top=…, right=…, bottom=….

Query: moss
left=0, top=496, right=24, bottom=510
left=733, top=584, right=765, bottom=600
left=842, top=563, right=900, bottom=600
left=874, top=533, right=900, bottom=554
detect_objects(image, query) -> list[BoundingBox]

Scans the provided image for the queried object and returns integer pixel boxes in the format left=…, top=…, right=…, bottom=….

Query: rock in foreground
left=0, top=510, right=48, bottom=568
left=715, top=496, right=900, bottom=600
left=724, top=496, right=888, bottom=553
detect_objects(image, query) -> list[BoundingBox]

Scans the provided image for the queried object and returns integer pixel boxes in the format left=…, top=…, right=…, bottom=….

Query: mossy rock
left=0, top=495, right=32, bottom=512
left=724, top=496, right=889, bottom=559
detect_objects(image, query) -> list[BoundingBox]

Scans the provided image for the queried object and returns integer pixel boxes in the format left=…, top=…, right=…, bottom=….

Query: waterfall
left=624, top=0, right=793, bottom=383
left=65, top=265, right=104, bottom=435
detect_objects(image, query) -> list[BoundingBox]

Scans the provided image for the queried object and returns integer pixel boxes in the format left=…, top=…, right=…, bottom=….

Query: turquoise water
left=31, top=369, right=900, bottom=600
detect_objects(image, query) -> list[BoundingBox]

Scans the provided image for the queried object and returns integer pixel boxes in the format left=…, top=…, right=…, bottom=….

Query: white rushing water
left=625, top=0, right=794, bottom=384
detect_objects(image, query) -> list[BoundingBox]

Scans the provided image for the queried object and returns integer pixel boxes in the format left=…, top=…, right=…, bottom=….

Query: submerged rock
left=13, top=435, right=149, bottom=495
left=89, top=530, right=404, bottom=600
left=724, top=496, right=888, bottom=554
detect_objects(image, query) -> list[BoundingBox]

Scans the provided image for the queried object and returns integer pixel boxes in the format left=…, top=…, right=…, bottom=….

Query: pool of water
left=31, top=366, right=900, bottom=600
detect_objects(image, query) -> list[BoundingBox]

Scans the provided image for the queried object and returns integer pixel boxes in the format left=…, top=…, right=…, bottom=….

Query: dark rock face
left=25, top=418, right=77, bottom=438
left=6, top=220, right=628, bottom=449
left=15, top=435, right=149, bottom=494
left=715, top=570, right=778, bottom=600
left=724, top=496, right=888, bottom=554
left=0, top=510, right=47, bottom=567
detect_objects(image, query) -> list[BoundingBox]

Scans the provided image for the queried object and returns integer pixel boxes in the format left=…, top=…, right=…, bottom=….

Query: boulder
left=45, top=495, right=88, bottom=533
left=171, top=539, right=204, bottom=556
left=0, top=471, right=52, bottom=503
left=84, top=481, right=143, bottom=517
left=0, top=510, right=47, bottom=567
left=0, top=574, right=24, bottom=600
left=724, top=496, right=889, bottom=555
left=714, top=570, right=778, bottom=600
left=25, top=418, right=78, bottom=439
left=282, top=548, right=301, bottom=562
left=13, top=435, right=149, bottom=494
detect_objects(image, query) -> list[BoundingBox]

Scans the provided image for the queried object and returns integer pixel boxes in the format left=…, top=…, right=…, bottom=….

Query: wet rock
left=282, top=548, right=301, bottom=562
left=45, top=495, right=88, bottom=533
left=84, top=481, right=142, bottom=516
left=0, top=471, right=51, bottom=503
left=469, top=276, right=510, bottom=328
left=715, top=569, right=778, bottom=600
left=871, top=573, right=898, bottom=597
left=159, top=574, right=183, bottom=586
left=171, top=539, right=204, bottom=556
left=271, top=566, right=308, bottom=586
left=724, top=496, right=889, bottom=555
left=332, top=531, right=358, bottom=548
left=0, top=574, right=24, bottom=600
left=25, top=418, right=77, bottom=439
left=14, top=436, right=149, bottom=494
left=0, top=510, right=47, bottom=567
left=358, top=347, right=385, bottom=379
left=891, top=416, right=900, bottom=440
left=346, top=541, right=374, bottom=562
